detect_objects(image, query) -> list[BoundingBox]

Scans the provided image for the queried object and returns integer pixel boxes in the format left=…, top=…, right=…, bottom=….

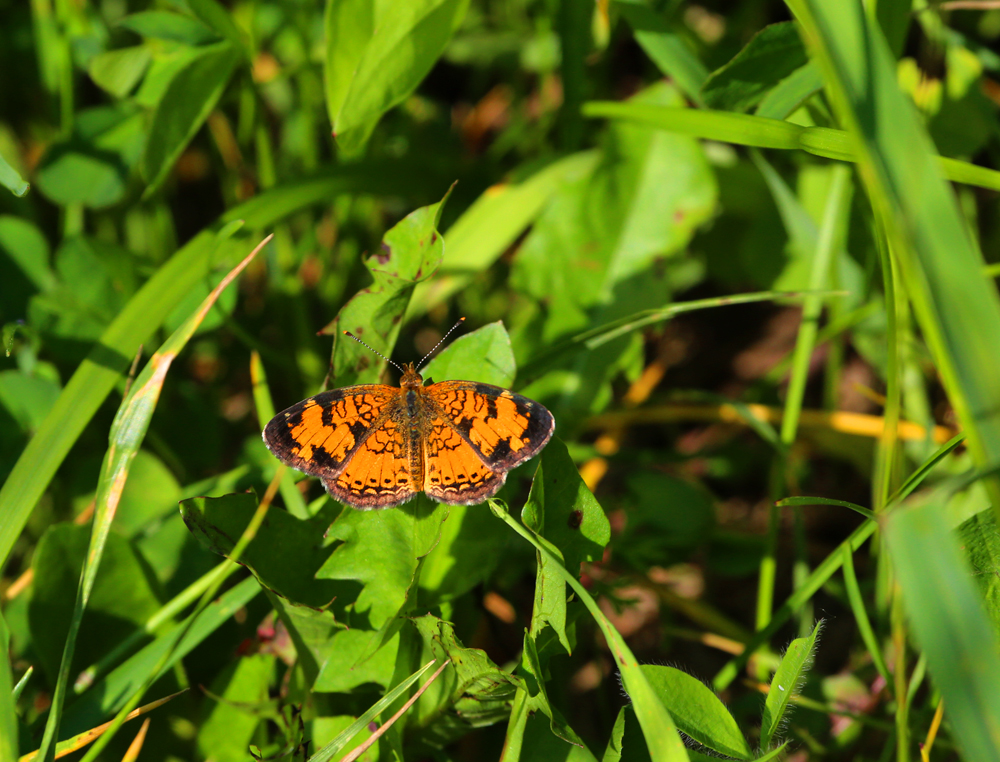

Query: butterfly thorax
left=399, top=363, right=424, bottom=390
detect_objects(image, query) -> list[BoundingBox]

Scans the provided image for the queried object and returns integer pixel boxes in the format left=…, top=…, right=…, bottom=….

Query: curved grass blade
left=0, top=612, right=16, bottom=762
left=777, top=497, right=876, bottom=522
left=490, top=500, right=689, bottom=762
left=582, top=102, right=1000, bottom=192
left=33, top=239, right=267, bottom=762
left=519, top=289, right=844, bottom=384
left=308, top=659, right=439, bottom=762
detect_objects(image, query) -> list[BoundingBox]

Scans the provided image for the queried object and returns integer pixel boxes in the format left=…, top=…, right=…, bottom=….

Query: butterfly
left=262, top=322, right=554, bottom=509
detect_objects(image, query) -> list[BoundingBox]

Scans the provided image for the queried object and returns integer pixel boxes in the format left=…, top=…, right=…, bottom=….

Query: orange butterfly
left=263, top=322, right=554, bottom=509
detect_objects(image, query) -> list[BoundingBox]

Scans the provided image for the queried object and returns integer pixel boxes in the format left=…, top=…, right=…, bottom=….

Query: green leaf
left=197, top=654, right=274, bottom=761
left=313, top=628, right=398, bottom=692
left=326, top=0, right=471, bottom=155
left=141, top=41, right=240, bottom=194
left=960, top=509, right=1000, bottom=642
left=35, top=105, right=146, bottom=208
left=601, top=707, right=627, bottom=762
left=186, top=0, right=249, bottom=59
left=760, top=620, right=822, bottom=750
left=0, top=370, right=61, bottom=433
left=641, top=665, right=751, bottom=760
left=522, top=438, right=610, bottom=652
left=180, top=492, right=343, bottom=609
left=0, top=216, right=54, bottom=293
left=701, top=22, right=808, bottom=112
left=409, top=152, right=600, bottom=319
left=0, top=147, right=28, bottom=198
left=117, top=11, right=220, bottom=45
left=884, top=488, right=1000, bottom=762
left=421, top=321, right=516, bottom=387
left=322, top=190, right=450, bottom=387
left=0, top=611, right=17, bottom=762
left=88, top=46, right=153, bottom=98
left=614, top=0, right=708, bottom=104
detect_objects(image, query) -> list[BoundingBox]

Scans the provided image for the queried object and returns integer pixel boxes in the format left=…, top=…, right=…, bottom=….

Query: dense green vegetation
left=3, top=0, right=1000, bottom=759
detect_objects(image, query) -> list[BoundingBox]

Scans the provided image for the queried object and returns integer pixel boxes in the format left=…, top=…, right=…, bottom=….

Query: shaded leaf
left=117, top=11, right=220, bottom=45
left=140, top=41, right=240, bottom=193
left=641, top=665, right=751, bottom=760
left=197, top=654, right=275, bottom=761
left=701, top=22, right=808, bottom=112
left=88, top=47, right=152, bottom=99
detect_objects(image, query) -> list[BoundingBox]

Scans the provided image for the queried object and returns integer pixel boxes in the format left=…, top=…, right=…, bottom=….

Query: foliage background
left=3, top=0, right=1000, bottom=760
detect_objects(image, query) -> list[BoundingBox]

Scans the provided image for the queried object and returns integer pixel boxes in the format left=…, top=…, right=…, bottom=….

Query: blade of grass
left=308, top=659, right=440, bottom=762
left=119, top=718, right=150, bottom=762
left=777, top=497, right=876, bottom=522
left=33, top=238, right=268, bottom=762
left=581, top=102, right=1000, bottom=192
left=490, top=500, right=689, bottom=762
left=519, top=289, right=844, bottom=384
left=841, top=544, right=893, bottom=691
left=884, top=488, right=1000, bottom=762
left=0, top=612, right=16, bottom=762
left=784, top=0, right=1000, bottom=517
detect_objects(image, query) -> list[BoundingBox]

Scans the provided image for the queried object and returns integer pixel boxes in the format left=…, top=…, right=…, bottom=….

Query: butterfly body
left=263, top=363, right=554, bottom=509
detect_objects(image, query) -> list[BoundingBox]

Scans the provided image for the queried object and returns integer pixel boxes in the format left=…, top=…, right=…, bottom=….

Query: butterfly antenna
left=342, top=331, right=406, bottom=374
left=417, top=317, right=466, bottom=371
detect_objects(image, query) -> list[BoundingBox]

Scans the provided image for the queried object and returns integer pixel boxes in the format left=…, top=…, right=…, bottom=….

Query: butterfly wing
left=263, top=385, right=419, bottom=509
left=420, top=381, right=554, bottom=505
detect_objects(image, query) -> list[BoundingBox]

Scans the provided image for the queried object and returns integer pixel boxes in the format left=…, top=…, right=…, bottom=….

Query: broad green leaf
left=601, top=707, right=626, bottom=762
left=326, top=0, right=471, bottom=155
left=409, top=151, right=600, bottom=319
left=322, top=190, right=450, bottom=387
left=522, top=439, right=610, bottom=652
left=0, top=371, right=61, bottom=434
left=317, top=498, right=448, bottom=659
left=885, top=488, right=1000, bottom=762
left=197, top=654, right=274, bottom=761
left=0, top=148, right=28, bottom=198
left=141, top=41, right=240, bottom=194
left=117, top=11, right=220, bottom=45
left=35, top=105, right=145, bottom=208
left=641, top=665, right=751, bottom=760
left=114, top=451, right=182, bottom=537
left=420, top=321, right=516, bottom=388
left=491, top=501, right=688, bottom=762
left=513, top=82, right=715, bottom=421
left=88, top=46, right=152, bottom=98
left=614, top=0, right=708, bottom=104
left=0, top=611, right=17, bottom=762
left=313, top=628, right=398, bottom=692
left=960, top=509, right=1000, bottom=641
left=181, top=492, right=342, bottom=609
left=760, top=620, right=822, bottom=750
left=28, top=524, right=161, bottom=682
left=0, top=216, right=54, bottom=294
left=618, top=474, right=714, bottom=571
left=59, top=576, right=260, bottom=736
left=701, top=22, right=807, bottom=112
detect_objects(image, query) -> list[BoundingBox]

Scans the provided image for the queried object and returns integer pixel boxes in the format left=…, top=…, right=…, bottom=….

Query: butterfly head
left=400, top=362, right=424, bottom=389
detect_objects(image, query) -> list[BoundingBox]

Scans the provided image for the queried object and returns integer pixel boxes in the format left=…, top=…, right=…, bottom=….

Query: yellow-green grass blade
left=490, top=500, right=689, bottom=762
left=884, top=489, right=1000, bottom=761
left=581, top=102, right=1000, bottom=193
left=0, top=166, right=423, bottom=573
left=33, top=240, right=265, bottom=762
left=785, top=1, right=1000, bottom=515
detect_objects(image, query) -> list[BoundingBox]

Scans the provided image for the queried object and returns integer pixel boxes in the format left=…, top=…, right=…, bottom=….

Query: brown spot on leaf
left=568, top=510, right=583, bottom=529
